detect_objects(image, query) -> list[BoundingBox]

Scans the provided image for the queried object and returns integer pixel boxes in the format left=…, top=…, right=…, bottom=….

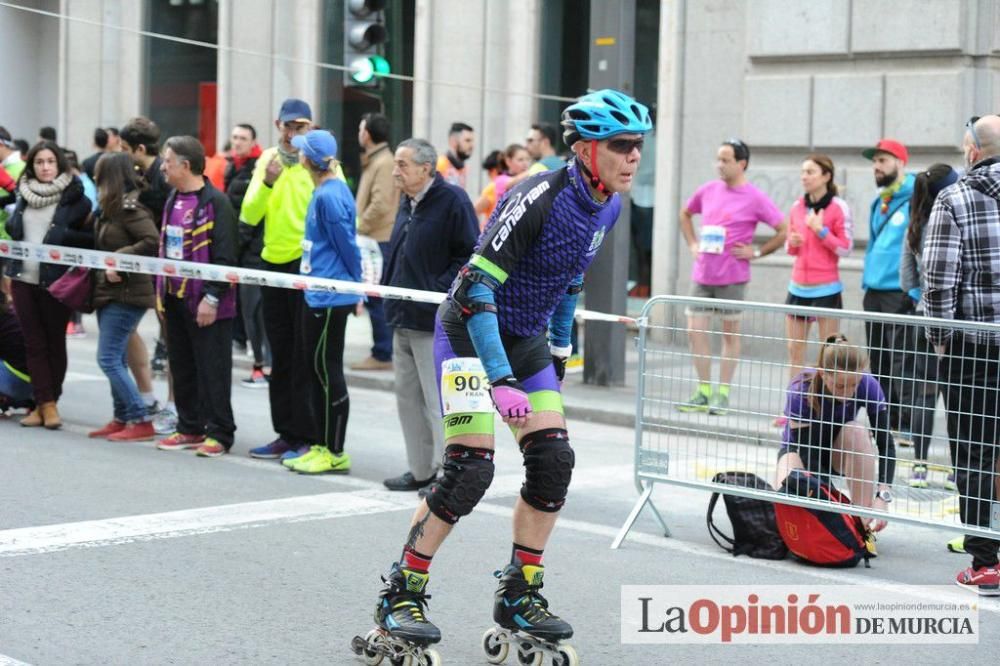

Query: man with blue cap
left=241, top=99, right=347, bottom=465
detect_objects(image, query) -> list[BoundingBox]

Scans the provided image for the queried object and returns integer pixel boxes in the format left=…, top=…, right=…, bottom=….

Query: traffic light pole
left=583, top=0, right=635, bottom=387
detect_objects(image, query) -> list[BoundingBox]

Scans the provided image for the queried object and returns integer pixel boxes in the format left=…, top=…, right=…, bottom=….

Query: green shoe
left=292, top=447, right=352, bottom=475
left=947, top=536, right=966, bottom=554
left=677, top=390, right=710, bottom=413
left=283, top=444, right=324, bottom=469
left=708, top=393, right=729, bottom=416
left=909, top=464, right=929, bottom=489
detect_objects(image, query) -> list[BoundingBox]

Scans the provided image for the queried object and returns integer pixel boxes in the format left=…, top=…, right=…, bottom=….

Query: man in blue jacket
left=382, top=138, right=479, bottom=491
left=861, top=138, right=915, bottom=436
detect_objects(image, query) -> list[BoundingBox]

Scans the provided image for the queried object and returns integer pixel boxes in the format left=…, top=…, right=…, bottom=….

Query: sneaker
left=383, top=471, right=437, bottom=491
left=66, top=322, right=86, bottom=339
left=195, top=437, right=227, bottom=458
left=677, top=390, right=710, bottom=413
left=280, top=445, right=310, bottom=462
left=145, top=400, right=161, bottom=419
left=248, top=437, right=296, bottom=459
left=708, top=393, right=729, bottom=416
left=564, top=354, right=584, bottom=375
left=955, top=565, right=1000, bottom=596
left=241, top=368, right=269, bottom=388
left=350, top=356, right=393, bottom=371
left=89, top=419, right=126, bottom=438
left=947, top=536, right=966, bottom=554
left=909, top=464, right=929, bottom=489
left=151, top=339, right=168, bottom=374
left=107, top=421, right=156, bottom=442
left=291, top=447, right=351, bottom=474
left=944, top=472, right=958, bottom=491
left=152, top=407, right=178, bottom=435
left=282, top=444, right=318, bottom=469
left=156, top=432, right=205, bottom=451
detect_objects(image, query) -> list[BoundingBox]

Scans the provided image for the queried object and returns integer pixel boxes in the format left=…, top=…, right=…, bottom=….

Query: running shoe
left=241, top=367, right=269, bottom=388
left=248, top=437, right=295, bottom=459
left=909, top=464, right=929, bottom=489
left=66, top=321, right=86, bottom=339
left=947, top=536, right=966, bottom=554
left=564, top=355, right=584, bottom=375
left=944, top=472, right=958, bottom=491
left=195, top=437, right=227, bottom=458
left=955, top=565, right=1000, bottom=596
left=677, top=390, right=710, bottom=413
left=89, top=419, right=126, bottom=438
left=107, top=421, right=156, bottom=442
left=708, top=393, right=729, bottom=416
left=291, top=447, right=351, bottom=474
left=152, top=406, right=178, bottom=435
left=282, top=444, right=319, bottom=469
left=156, top=432, right=205, bottom=451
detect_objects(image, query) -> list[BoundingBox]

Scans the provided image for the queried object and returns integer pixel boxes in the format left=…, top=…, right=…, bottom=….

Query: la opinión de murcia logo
left=621, top=586, right=978, bottom=645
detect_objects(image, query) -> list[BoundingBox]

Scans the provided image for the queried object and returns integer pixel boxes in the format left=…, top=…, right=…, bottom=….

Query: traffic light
left=344, top=0, right=390, bottom=87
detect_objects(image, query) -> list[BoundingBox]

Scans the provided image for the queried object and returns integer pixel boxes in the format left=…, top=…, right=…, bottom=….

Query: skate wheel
left=362, top=629, right=385, bottom=666
left=416, top=649, right=441, bottom=666
left=516, top=648, right=542, bottom=666
left=555, top=644, right=579, bottom=666
left=482, top=627, right=509, bottom=664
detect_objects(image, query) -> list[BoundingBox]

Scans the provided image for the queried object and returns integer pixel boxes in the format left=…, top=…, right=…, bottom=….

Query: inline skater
left=354, top=89, right=651, bottom=665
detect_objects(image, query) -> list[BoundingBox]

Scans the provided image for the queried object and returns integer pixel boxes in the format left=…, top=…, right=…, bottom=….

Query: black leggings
left=300, top=305, right=353, bottom=454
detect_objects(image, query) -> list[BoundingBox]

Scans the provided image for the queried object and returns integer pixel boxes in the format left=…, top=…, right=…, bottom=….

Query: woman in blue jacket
left=283, top=130, right=362, bottom=475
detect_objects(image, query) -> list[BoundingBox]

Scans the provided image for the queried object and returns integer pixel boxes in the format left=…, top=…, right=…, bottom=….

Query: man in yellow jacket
left=240, top=98, right=345, bottom=462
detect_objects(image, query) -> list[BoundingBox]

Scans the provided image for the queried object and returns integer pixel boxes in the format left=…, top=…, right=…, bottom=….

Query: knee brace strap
left=519, top=428, right=575, bottom=512
left=425, top=444, right=495, bottom=525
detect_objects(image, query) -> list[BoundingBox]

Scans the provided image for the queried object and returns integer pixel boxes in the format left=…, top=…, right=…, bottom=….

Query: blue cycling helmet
left=561, top=89, right=653, bottom=146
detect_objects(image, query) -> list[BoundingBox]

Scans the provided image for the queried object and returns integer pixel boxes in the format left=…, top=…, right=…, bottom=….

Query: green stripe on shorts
left=443, top=412, right=495, bottom=438
left=528, top=390, right=564, bottom=415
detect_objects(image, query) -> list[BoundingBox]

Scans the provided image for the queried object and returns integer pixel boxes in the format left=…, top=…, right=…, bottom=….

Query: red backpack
left=775, top=469, right=874, bottom=568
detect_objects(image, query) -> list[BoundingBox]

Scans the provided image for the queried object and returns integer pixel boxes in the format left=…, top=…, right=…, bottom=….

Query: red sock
left=401, top=546, right=433, bottom=573
left=511, top=543, right=544, bottom=567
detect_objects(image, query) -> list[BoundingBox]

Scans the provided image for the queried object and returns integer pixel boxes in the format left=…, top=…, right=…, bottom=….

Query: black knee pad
left=519, top=428, right=575, bottom=512
left=425, top=444, right=495, bottom=524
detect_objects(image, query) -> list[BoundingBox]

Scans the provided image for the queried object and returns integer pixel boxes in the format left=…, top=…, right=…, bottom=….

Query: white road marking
left=0, top=492, right=401, bottom=556
left=0, top=656, right=33, bottom=666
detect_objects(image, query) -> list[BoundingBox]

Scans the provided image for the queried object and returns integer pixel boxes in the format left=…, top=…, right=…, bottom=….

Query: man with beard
left=861, top=139, right=915, bottom=436
left=435, top=122, right=474, bottom=190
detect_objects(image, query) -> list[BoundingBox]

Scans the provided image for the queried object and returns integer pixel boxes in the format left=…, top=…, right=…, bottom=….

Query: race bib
left=165, top=224, right=184, bottom=260
left=699, top=225, right=726, bottom=254
left=441, top=357, right=492, bottom=415
left=300, top=239, right=314, bottom=275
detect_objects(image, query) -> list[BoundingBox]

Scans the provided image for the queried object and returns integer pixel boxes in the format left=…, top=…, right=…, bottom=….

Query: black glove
left=552, top=355, right=567, bottom=382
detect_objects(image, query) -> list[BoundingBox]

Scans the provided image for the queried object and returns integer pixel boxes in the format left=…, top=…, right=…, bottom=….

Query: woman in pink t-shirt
left=779, top=154, right=853, bottom=424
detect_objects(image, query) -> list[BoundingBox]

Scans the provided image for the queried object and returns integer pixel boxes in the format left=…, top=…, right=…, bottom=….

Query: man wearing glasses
left=923, top=114, right=1000, bottom=596
left=678, top=138, right=786, bottom=415
left=860, top=138, right=915, bottom=438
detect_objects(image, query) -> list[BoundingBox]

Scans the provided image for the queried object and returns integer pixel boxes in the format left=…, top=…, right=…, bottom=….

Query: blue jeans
left=97, top=303, right=148, bottom=422
left=367, top=241, right=393, bottom=361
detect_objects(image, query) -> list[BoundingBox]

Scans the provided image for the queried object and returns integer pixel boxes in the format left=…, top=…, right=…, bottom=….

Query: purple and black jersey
left=463, top=161, right=622, bottom=338
left=782, top=370, right=896, bottom=484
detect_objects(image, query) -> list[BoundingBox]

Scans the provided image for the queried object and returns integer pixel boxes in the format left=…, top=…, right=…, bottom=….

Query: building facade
left=3, top=0, right=1000, bottom=310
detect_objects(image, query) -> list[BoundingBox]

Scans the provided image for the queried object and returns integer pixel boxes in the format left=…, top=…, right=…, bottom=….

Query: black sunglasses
left=606, top=137, right=644, bottom=155
left=967, top=116, right=982, bottom=150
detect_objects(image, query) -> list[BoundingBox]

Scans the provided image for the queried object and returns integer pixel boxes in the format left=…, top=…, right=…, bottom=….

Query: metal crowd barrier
left=612, top=295, right=1000, bottom=549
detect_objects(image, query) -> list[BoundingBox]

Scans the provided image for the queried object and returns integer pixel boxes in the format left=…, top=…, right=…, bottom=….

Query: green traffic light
left=350, top=55, right=391, bottom=84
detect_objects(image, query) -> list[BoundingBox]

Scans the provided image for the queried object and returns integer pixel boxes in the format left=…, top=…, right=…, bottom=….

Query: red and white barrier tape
left=0, top=241, right=636, bottom=325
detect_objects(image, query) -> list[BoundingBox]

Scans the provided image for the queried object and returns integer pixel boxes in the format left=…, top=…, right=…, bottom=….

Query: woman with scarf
left=3, top=140, right=93, bottom=428
left=778, top=154, right=854, bottom=428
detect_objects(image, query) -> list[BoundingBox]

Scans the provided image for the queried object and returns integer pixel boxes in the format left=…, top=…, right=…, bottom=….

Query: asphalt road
left=1, top=325, right=998, bottom=665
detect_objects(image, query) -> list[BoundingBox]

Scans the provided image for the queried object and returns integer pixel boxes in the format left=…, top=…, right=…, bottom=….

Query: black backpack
left=707, top=471, right=788, bottom=560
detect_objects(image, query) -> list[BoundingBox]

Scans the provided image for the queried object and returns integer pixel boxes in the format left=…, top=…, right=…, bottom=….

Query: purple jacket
left=156, top=181, right=239, bottom=319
